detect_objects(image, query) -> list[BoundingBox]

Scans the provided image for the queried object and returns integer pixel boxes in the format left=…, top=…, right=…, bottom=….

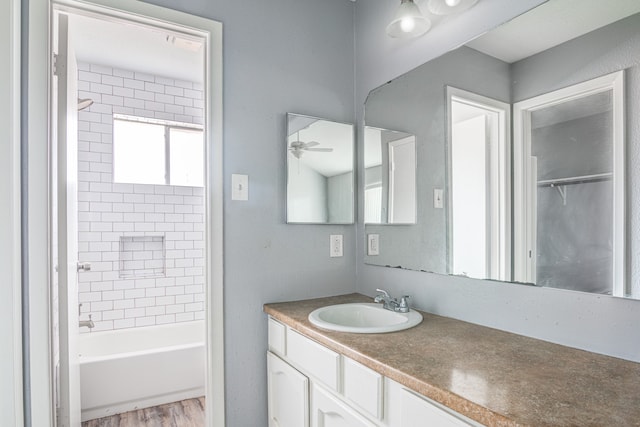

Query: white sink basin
left=308, top=303, right=423, bottom=333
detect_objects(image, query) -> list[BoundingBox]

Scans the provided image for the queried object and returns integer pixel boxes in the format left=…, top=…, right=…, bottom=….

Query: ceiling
left=69, top=13, right=204, bottom=83
left=467, top=0, right=640, bottom=63
left=289, top=119, right=353, bottom=177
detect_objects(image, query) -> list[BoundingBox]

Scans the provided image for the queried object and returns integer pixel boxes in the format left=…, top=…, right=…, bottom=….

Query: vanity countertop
left=264, top=293, right=640, bottom=427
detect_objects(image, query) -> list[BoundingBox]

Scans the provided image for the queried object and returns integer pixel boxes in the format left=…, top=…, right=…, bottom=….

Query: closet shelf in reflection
left=537, top=172, right=612, bottom=188
left=538, top=172, right=612, bottom=206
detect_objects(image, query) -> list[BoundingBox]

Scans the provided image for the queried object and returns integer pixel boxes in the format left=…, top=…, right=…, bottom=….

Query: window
left=113, top=115, right=204, bottom=187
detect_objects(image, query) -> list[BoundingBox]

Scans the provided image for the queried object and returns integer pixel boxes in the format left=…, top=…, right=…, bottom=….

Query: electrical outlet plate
left=330, top=234, right=343, bottom=257
left=367, top=234, right=379, bottom=256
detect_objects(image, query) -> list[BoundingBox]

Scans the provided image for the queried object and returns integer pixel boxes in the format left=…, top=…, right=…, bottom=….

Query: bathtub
left=78, top=320, right=205, bottom=421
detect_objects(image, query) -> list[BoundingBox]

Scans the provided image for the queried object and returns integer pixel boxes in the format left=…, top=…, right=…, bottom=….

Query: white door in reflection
left=451, top=114, right=488, bottom=278
left=388, top=136, right=416, bottom=224
left=448, top=87, right=510, bottom=281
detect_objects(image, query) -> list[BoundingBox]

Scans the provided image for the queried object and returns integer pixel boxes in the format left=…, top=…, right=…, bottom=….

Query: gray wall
left=139, top=0, right=356, bottom=426
left=355, top=0, right=640, bottom=363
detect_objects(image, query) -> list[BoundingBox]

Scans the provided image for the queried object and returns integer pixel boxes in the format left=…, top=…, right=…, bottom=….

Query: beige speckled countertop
left=264, top=293, right=640, bottom=427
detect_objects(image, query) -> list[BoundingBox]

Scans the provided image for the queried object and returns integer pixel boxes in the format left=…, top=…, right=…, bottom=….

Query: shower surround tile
left=77, top=62, right=205, bottom=332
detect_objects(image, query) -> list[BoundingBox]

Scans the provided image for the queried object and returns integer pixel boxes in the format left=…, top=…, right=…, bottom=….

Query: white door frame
left=513, top=71, right=624, bottom=295
left=446, top=86, right=511, bottom=281
left=27, top=1, right=224, bottom=425
left=1, top=0, right=24, bottom=425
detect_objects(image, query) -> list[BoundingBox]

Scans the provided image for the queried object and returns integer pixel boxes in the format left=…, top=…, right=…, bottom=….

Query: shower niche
left=513, top=71, right=625, bottom=296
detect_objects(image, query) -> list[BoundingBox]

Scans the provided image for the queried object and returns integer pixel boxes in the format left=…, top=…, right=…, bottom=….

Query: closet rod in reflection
left=537, top=172, right=612, bottom=188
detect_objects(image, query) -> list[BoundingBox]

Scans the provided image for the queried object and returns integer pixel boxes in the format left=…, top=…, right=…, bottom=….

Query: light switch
left=330, top=235, right=343, bottom=258
left=231, top=174, right=249, bottom=201
left=433, top=188, right=444, bottom=209
left=367, top=234, right=379, bottom=256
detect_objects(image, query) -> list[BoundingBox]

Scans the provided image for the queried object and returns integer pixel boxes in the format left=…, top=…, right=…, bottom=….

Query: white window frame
left=112, top=114, right=205, bottom=187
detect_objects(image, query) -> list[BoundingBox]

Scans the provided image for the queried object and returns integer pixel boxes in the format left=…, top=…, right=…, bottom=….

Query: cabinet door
left=267, top=352, right=309, bottom=427
left=400, top=388, right=476, bottom=427
left=311, top=383, right=377, bottom=427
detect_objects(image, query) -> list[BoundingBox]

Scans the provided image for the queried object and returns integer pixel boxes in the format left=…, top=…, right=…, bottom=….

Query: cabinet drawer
left=343, top=357, right=383, bottom=420
left=268, top=317, right=286, bottom=356
left=287, top=329, right=340, bottom=391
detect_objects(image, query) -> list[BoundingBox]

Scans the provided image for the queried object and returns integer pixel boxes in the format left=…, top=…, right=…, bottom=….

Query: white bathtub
left=78, top=321, right=205, bottom=421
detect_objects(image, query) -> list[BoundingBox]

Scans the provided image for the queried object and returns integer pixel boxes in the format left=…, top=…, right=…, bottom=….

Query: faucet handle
left=376, top=288, right=391, bottom=298
left=399, top=295, right=411, bottom=311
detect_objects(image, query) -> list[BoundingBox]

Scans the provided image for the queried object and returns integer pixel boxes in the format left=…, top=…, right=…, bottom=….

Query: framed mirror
left=363, top=0, right=640, bottom=298
left=287, top=113, right=354, bottom=224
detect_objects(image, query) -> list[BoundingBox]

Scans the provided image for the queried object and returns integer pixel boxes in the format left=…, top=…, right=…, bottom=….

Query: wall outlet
left=330, top=234, right=343, bottom=258
left=367, top=234, right=380, bottom=256
left=231, top=174, right=249, bottom=201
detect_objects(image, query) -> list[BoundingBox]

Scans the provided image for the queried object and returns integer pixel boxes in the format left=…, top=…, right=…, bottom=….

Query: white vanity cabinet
left=267, top=317, right=484, bottom=427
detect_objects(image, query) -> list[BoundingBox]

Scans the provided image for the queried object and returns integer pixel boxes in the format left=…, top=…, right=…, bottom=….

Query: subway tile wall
left=77, top=62, right=205, bottom=333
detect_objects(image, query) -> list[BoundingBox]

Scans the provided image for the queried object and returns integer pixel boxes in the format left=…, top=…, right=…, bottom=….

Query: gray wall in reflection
left=533, top=114, right=613, bottom=294
left=364, top=46, right=510, bottom=272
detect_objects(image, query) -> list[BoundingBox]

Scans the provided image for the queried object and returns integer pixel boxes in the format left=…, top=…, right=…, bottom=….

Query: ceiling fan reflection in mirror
left=289, top=132, right=334, bottom=159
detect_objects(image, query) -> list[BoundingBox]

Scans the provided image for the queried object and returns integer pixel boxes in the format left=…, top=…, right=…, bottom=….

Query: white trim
left=29, top=0, right=224, bottom=425
left=113, top=113, right=205, bottom=130
left=513, top=71, right=625, bottom=294
left=27, top=0, right=56, bottom=424
left=1, top=0, right=24, bottom=425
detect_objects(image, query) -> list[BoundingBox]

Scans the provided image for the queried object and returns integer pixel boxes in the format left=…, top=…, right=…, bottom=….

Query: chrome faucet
left=374, top=289, right=411, bottom=313
left=78, top=303, right=95, bottom=330
left=79, top=315, right=95, bottom=330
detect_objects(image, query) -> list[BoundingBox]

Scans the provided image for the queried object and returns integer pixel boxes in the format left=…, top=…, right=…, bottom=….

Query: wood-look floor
left=82, top=397, right=205, bottom=427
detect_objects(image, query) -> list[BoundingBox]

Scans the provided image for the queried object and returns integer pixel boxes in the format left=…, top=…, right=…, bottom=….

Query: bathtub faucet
left=79, top=314, right=95, bottom=330
left=78, top=304, right=95, bottom=330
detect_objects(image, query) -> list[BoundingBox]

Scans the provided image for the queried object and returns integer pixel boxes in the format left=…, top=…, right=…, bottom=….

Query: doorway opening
left=50, top=2, right=223, bottom=426
left=446, top=87, right=511, bottom=281
left=513, top=71, right=625, bottom=296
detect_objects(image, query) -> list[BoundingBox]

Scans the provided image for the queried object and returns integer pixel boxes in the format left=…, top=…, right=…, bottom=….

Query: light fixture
left=386, top=0, right=431, bottom=39
left=427, top=0, right=478, bottom=16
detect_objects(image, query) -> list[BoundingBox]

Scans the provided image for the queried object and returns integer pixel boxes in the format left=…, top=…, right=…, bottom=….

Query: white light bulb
left=445, top=0, right=462, bottom=6
left=400, top=16, right=416, bottom=32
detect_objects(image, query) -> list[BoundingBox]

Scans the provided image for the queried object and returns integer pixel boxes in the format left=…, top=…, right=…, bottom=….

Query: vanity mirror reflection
left=287, top=113, right=354, bottom=224
left=364, top=127, right=416, bottom=224
left=363, top=0, right=640, bottom=298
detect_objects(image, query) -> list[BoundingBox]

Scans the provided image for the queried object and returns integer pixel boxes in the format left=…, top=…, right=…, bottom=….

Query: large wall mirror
left=363, top=0, right=640, bottom=299
left=287, top=113, right=355, bottom=224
